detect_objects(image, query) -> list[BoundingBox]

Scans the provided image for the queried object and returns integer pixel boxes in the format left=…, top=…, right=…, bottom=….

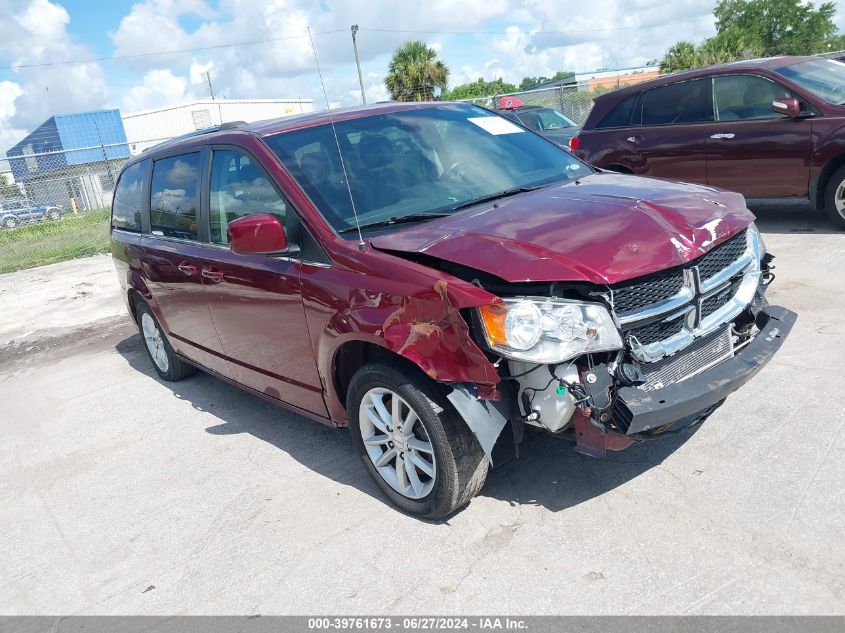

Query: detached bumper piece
left=612, top=305, right=796, bottom=436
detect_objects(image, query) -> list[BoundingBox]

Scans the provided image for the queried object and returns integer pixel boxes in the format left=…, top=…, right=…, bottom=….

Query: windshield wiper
left=338, top=212, right=453, bottom=234
left=449, top=185, right=543, bottom=212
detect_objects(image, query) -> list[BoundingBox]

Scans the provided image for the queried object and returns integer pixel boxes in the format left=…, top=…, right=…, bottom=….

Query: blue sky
left=0, top=0, right=842, bottom=154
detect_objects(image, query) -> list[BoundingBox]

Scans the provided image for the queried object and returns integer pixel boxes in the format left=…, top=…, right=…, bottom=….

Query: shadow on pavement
left=115, top=329, right=701, bottom=519
left=747, top=199, right=840, bottom=235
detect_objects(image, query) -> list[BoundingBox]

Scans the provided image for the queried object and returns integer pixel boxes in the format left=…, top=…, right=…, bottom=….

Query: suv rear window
left=596, top=93, right=639, bottom=128
left=150, top=153, right=202, bottom=241
left=111, top=160, right=148, bottom=232
left=641, top=79, right=712, bottom=126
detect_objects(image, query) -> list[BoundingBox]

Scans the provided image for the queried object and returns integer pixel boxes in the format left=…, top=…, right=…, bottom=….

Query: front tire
left=47, top=209, right=61, bottom=221
left=347, top=363, right=488, bottom=520
left=2, top=216, right=18, bottom=229
left=136, top=302, right=197, bottom=382
left=823, top=165, right=845, bottom=230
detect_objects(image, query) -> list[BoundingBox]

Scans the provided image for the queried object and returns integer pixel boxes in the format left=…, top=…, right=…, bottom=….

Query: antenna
left=307, top=26, right=365, bottom=250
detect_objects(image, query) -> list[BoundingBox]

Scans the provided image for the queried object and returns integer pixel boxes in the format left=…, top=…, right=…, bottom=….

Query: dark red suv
left=571, top=56, right=845, bottom=228
left=111, top=102, right=795, bottom=518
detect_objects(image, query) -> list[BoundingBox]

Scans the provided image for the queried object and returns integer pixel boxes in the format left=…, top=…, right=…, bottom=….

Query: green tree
left=0, top=173, right=20, bottom=199
left=443, top=77, right=517, bottom=101
left=659, top=0, right=839, bottom=73
left=659, top=41, right=699, bottom=73
left=384, top=41, right=449, bottom=102
left=518, top=71, right=573, bottom=91
left=714, top=0, right=837, bottom=56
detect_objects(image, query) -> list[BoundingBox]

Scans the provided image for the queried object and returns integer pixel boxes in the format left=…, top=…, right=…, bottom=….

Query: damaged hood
left=371, top=172, right=755, bottom=285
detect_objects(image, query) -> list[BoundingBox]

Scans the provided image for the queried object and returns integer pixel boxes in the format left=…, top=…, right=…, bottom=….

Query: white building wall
left=122, top=99, right=314, bottom=154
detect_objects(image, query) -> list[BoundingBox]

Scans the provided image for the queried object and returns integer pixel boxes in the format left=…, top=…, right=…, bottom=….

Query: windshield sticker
left=467, top=116, right=525, bottom=135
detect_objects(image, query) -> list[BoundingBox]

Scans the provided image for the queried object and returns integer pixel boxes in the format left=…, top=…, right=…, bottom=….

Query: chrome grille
left=609, top=228, right=762, bottom=363
left=610, top=230, right=747, bottom=317
left=637, top=327, right=734, bottom=392
left=700, top=277, right=743, bottom=320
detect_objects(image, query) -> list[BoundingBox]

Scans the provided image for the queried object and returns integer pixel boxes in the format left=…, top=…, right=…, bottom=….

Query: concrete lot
left=0, top=203, right=843, bottom=615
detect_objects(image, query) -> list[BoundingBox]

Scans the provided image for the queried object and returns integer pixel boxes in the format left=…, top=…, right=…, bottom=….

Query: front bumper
left=612, top=305, right=796, bottom=435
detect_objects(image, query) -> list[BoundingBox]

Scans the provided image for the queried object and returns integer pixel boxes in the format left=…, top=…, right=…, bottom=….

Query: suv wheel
left=47, top=209, right=61, bottom=221
left=347, top=363, right=489, bottom=519
left=136, top=302, right=197, bottom=382
left=824, top=165, right=845, bottom=230
left=2, top=216, right=18, bottom=229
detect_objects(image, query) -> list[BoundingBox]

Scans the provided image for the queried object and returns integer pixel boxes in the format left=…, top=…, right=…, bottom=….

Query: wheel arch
left=813, top=153, right=845, bottom=210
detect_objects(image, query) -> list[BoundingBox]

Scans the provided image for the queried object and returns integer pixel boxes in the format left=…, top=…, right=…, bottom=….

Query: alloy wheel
left=835, top=179, right=845, bottom=220
left=141, top=312, right=169, bottom=373
left=358, top=387, right=436, bottom=499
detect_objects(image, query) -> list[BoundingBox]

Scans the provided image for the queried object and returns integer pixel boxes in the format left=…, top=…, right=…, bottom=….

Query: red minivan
left=111, top=102, right=795, bottom=518
left=572, top=56, right=845, bottom=229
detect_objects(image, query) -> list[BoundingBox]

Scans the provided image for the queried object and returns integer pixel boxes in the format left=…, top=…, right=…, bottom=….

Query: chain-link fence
left=453, top=85, right=599, bottom=126
left=0, top=142, right=136, bottom=231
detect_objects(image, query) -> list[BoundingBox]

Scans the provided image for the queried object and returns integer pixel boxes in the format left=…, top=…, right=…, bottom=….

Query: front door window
left=209, top=149, right=287, bottom=245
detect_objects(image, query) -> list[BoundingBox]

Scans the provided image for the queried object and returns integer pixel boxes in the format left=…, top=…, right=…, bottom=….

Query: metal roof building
left=5, top=109, right=130, bottom=182
left=121, top=98, right=314, bottom=154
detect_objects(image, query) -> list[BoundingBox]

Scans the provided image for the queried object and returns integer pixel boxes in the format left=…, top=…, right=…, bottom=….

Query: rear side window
left=150, top=152, right=202, bottom=241
left=111, top=160, right=148, bottom=232
left=641, top=79, right=712, bottom=126
left=596, top=93, right=639, bottom=128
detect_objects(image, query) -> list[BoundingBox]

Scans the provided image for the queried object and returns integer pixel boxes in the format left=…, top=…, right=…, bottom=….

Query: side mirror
left=772, top=97, right=802, bottom=119
left=228, top=213, right=288, bottom=255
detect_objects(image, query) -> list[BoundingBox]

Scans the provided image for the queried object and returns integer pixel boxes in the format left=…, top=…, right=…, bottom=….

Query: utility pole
left=351, top=25, right=366, bottom=105
left=206, top=71, right=215, bottom=100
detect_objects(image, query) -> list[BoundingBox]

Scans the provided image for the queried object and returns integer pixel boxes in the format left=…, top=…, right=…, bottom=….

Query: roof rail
left=143, top=121, right=248, bottom=152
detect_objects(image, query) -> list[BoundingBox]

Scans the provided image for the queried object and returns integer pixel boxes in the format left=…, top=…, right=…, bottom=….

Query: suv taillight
left=569, top=136, right=581, bottom=151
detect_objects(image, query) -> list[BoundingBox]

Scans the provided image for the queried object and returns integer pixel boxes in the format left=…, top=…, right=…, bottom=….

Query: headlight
left=478, top=298, right=623, bottom=363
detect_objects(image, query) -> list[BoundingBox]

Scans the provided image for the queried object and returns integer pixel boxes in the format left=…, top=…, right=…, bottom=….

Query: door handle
left=710, top=133, right=735, bottom=139
left=201, top=267, right=224, bottom=282
left=177, top=263, right=197, bottom=275
left=626, top=135, right=643, bottom=143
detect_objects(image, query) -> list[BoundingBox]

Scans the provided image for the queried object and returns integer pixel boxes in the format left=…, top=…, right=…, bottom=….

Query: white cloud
left=122, top=69, right=190, bottom=112
left=0, top=0, right=108, bottom=153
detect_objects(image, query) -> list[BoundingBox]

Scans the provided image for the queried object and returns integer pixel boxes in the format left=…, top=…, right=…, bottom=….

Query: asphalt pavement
left=0, top=202, right=843, bottom=615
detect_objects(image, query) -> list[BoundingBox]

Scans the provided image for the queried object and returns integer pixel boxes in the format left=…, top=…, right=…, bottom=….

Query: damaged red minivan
left=111, top=102, right=795, bottom=518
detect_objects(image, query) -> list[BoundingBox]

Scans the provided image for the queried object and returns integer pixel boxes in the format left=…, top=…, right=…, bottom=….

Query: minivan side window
left=713, top=75, right=793, bottom=121
left=641, top=79, right=713, bottom=126
left=208, top=149, right=287, bottom=245
left=150, top=153, right=202, bottom=241
left=111, top=160, right=148, bottom=232
left=596, top=93, right=639, bottom=128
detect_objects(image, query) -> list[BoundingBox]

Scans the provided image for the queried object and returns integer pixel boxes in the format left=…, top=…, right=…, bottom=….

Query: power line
left=0, top=28, right=348, bottom=70
left=358, top=15, right=711, bottom=35
left=0, top=15, right=712, bottom=72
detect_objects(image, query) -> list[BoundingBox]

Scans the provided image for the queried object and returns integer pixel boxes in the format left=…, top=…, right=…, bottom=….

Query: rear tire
left=136, top=301, right=197, bottom=382
left=47, top=209, right=61, bottom=221
left=347, top=363, right=488, bottom=519
left=2, top=216, right=18, bottom=229
left=823, top=165, right=845, bottom=230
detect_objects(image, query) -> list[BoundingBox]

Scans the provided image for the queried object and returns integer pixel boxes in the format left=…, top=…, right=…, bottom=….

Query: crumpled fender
left=380, top=279, right=499, bottom=385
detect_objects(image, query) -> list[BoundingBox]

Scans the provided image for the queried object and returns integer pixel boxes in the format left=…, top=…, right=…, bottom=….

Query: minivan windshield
left=774, top=58, right=845, bottom=105
left=263, top=103, right=590, bottom=236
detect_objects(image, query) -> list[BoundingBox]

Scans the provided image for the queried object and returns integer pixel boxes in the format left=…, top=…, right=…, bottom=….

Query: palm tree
left=384, top=41, right=449, bottom=102
left=659, top=41, right=698, bottom=74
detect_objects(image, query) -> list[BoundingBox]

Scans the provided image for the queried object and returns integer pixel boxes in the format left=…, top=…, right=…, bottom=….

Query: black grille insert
left=697, top=231, right=747, bottom=282
left=626, top=313, right=686, bottom=346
